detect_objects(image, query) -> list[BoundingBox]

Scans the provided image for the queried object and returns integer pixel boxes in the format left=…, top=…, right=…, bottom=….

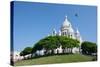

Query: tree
left=20, top=47, right=32, bottom=56
left=58, top=36, right=79, bottom=53
left=40, top=36, right=57, bottom=54
left=81, top=41, right=97, bottom=55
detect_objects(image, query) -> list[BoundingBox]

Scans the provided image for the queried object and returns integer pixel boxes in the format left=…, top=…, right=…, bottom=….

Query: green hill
left=15, top=54, right=96, bottom=66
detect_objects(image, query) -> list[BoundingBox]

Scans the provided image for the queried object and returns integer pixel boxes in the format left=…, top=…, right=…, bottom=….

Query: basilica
left=51, top=16, right=82, bottom=45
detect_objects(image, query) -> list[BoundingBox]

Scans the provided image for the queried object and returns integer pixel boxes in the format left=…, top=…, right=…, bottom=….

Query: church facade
left=35, top=16, right=83, bottom=56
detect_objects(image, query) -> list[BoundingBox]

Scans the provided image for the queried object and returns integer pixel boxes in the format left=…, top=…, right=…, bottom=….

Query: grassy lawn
left=15, top=54, right=96, bottom=66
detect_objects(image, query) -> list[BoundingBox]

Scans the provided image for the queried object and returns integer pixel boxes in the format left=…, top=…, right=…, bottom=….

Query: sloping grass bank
left=15, top=54, right=96, bottom=66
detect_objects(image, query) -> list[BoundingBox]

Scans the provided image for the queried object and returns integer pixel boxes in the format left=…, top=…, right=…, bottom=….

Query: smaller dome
left=52, top=28, right=57, bottom=36
left=75, top=28, right=80, bottom=37
left=76, top=28, right=80, bottom=34
left=70, top=27, right=74, bottom=33
left=58, top=30, right=61, bottom=36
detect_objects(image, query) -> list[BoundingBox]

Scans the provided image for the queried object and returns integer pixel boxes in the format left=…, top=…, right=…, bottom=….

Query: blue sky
left=13, top=1, right=97, bottom=52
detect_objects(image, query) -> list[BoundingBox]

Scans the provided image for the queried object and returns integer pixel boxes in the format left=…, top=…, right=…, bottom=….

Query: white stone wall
left=34, top=46, right=80, bottom=56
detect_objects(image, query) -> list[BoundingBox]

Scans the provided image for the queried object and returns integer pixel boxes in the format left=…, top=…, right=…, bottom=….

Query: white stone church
left=51, top=16, right=82, bottom=44
left=35, top=16, right=83, bottom=56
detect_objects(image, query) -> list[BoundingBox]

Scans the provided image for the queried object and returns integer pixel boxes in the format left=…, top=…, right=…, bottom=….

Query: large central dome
left=62, top=16, right=71, bottom=27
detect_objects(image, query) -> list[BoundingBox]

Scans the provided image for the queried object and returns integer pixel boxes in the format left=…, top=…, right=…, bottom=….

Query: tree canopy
left=81, top=41, right=97, bottom=55
left=20, top=36, right=97, bottom=57
left=31, top=36, right=80, bottom=54
left=20, top=47, right=32, bottom=56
